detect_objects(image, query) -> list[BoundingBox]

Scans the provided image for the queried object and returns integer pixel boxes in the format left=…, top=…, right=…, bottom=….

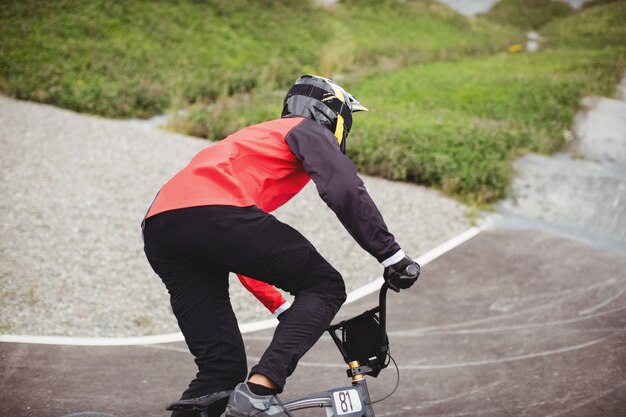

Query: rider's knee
left=312, top=266, right=347, bottom=306
left=329, top=272, right=347, bottom=306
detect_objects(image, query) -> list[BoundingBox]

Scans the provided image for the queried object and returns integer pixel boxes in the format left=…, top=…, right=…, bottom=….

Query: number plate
left=331, top=388, right=363, bottom=416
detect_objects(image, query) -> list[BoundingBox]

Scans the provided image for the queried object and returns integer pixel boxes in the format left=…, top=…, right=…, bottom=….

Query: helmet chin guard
left=282, top=75, right=368, bottom=153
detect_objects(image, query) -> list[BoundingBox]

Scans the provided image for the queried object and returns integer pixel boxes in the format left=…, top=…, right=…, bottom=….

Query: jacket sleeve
left=285, top=119, right=404, bottom=265
left=237, top=274, right=291, bottom=317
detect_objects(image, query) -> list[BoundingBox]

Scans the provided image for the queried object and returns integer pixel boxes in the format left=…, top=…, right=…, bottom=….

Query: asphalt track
left=2, top=226, right=625, bottom=417
left=3, top=71, right=626, bottom=417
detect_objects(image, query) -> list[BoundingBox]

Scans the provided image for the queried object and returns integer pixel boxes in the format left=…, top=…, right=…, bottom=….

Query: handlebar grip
left=405, top=263, right=419, bottom=277
left=389, top=263, right=420, bottom=292
left=396, top=263, right=420, bottom=282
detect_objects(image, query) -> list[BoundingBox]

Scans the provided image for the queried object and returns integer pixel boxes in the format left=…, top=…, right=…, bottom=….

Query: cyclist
left=142, top=74, right=420, bottom=417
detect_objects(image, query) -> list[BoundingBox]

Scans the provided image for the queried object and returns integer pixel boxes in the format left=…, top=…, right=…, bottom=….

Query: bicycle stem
left=348, top=361, right=376, bottom=416
left=344, top=283, right=389, bottom=417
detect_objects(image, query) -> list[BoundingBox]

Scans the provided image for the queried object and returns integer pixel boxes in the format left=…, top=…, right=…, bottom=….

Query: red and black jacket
left=145, top=116, right=403, bottom=316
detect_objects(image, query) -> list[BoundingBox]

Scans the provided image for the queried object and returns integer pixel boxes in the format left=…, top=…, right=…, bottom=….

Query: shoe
left=166, top=390, right=232, bottom=411
left=224, top=383, right=292, bottom=417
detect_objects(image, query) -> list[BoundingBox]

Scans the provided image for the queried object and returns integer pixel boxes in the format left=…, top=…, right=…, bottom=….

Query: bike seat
left=166, top=390, right=232, bottom=411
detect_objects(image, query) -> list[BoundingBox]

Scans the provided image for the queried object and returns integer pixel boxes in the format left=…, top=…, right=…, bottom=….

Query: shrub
left=481, top=0, right=574, bottom=30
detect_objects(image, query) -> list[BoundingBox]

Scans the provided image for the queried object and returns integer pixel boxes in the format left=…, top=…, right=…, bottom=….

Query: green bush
left=0, top=0, right=517, bottom=118
left=346, top=47, right=626, bottom=202
left=175, top=42, right=625, bottom=202
left=481, top=0, right=574, bottom=30
left=1, top=0, right=624, bottom=204
left=167, top=90, right=283, bottom=139
left=542, top=2, right=626, bottom=49
left=340, top=0, right=518, bottom=65
left=0, top=0, right=330, bottom=117
left=583, top=0, right=625, bottom=9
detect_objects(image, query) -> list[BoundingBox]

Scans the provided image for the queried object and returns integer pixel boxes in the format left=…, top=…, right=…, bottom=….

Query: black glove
left=383, top=255, right=420, bottom=293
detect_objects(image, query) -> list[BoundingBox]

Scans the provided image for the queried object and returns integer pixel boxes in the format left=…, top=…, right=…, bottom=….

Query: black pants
left=143, top=205, right=346, bottom=415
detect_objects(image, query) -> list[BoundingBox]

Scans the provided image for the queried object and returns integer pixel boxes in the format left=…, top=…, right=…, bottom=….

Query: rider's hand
left=384, top=256, right=420, bottom=293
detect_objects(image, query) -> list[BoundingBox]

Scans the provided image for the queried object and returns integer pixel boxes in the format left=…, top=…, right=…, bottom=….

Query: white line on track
left=0, top=226, right=482, bottom=346
left=398, top=332, right=622, bottom=369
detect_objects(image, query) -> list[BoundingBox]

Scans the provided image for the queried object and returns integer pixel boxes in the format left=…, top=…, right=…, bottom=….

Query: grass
left=0, top=0, right=518, bottom=118
left=348, top=47, right=626, bottom=203
left=133, top=315, right=157, bottom=333
left=169, top=3, right=626, bottom=204
left=583, top=0, right=625, bottom=9
left=338, top=0, right=517, bottom=66
left=542, top=1, right=626, bottom=49
left=481, top=0, right=574, bottom=30
left=1, top=0, right=328, bottom=117
left=1, top=1, right=625, bottom=204
left=0, top=324, right=13, bottom=333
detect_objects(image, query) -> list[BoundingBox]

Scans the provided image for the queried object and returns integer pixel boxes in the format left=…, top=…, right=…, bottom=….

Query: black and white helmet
left=281, top=75, right=368, bottom=153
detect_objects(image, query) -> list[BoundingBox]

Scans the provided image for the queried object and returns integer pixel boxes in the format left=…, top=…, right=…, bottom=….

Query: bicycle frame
left=283, top=366, right=375, bottom=416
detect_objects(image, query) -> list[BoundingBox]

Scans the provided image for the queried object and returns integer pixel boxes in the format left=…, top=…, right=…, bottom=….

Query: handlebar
left=385, top=262, right=420, bottom=293
left=379, top=282, right=389, bottom=347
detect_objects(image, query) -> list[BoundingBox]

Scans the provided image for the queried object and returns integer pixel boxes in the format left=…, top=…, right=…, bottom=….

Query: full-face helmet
left=281, top=75, right=368, bottom=153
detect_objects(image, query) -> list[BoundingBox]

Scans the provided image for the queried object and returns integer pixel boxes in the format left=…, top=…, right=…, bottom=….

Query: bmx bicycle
left=66, top=282, right=402, bottom=417
left=168, top=282, right=400, bottom=417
